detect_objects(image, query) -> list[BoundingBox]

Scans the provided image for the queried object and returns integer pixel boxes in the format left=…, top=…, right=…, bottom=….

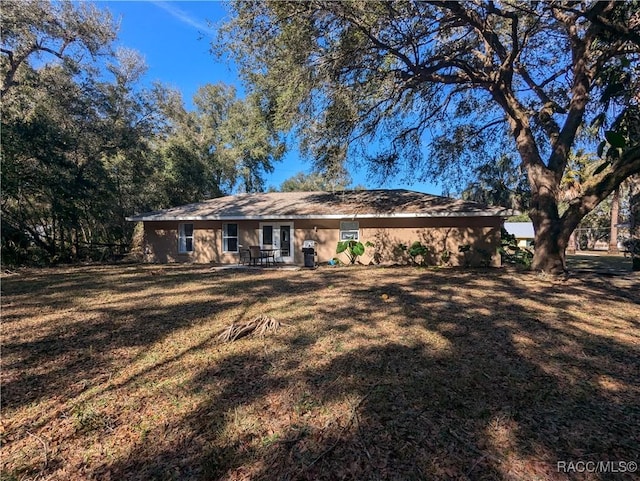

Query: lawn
left=1, top=264, right=639, bottom=481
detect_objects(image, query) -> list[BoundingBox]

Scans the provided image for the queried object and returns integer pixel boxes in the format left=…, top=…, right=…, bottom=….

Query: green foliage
left=401, top=241, right=430, bottom=266
left=221, top=0, right=640, bottom=272
left=398, top=241, right=455, bottom=267
left=593, top=49, right=639, bottom=165
left=278, top=171, right=362, bottom=192
left=1, top=1, right=151, bottom=265
left=1, top=0, right=116, bottom=98
left=155, top=84, right=285, bottom=200
left=1, top=1, right=284, bottom=266
left=457, top=244, right=493, bottom=268
left=407, top=241, right=428, bottom=259
left=499, top=228, right=534, bottom=269
left=336, top=240, right=374, bottom=265
left=460, top=155, right=530, bottom=211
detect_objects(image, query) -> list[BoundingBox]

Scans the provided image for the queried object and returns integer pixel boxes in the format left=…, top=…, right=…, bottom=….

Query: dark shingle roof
left=127, top=190, right=513, bottom=221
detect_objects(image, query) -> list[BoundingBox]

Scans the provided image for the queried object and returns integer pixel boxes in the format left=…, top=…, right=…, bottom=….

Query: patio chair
left=261, top=244, right=277, bottom=266
left=249, top=245, right=265, bottom=266
left=239, top=248, right=251, bottom=265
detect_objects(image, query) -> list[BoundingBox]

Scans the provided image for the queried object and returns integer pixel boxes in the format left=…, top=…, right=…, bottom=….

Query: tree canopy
left=153, top=83, right=284, bottom=203
left=1, top=0, right=283, bottom=265
left=220, top=0, right=640, bottom=272
left=460, top=155, right=530, bottom=211
left=276, top=170, right=364, bottom=192
left=1, top=0, right=116, bottom=98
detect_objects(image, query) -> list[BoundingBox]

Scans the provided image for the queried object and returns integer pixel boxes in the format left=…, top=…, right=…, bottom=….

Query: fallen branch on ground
left=305, top=383, right=380, bottom=469
left=217, top=315, right=281, bottom=343
left=26, top=431, right=48, bottom=472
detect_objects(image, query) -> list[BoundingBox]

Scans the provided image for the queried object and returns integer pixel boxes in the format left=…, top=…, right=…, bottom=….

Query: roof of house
left=126, top=189, right=514, bottom=222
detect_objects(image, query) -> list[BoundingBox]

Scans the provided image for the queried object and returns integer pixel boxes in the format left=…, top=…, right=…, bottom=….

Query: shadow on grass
left=2, top=265, right=315, bottom=411
left=81, top=267, right=640, bottom=481
left=566, top=253, right=633, bottom=273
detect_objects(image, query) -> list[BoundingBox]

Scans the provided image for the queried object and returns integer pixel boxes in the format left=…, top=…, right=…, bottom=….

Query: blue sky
left=101, top=1, right=442, bottom=194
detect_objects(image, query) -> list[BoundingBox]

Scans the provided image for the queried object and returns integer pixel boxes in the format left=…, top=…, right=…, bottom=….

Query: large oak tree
left=1, top=0, right=284, bottom=265
left=220, top=0, right=640, bottom=273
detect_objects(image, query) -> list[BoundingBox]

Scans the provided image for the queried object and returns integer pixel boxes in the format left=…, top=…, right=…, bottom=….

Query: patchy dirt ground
left=1, top=264, right=639, bottom=480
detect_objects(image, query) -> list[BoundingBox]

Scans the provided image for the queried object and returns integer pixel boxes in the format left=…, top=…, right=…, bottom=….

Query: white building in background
left=504, top=222, right=535, bottom=248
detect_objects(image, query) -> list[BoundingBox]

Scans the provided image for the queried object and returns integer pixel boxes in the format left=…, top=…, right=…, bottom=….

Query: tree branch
left=515, top=65, right=567, bottom=115
left=546, top=6, right=598, bottom=181
left=557, top=1, right=640, bottom=47
left=1, top=39, right=72, bottom=98
left=437, top=1, right=508, bottom=63
left=1, top=45, right=39, bottom=97
left=560, top=146, right=640, bottom=238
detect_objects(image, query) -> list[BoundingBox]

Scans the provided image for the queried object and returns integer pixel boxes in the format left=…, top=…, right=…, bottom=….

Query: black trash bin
left=302, top=248, right=315, bottom=268
left=302, top=240, right=316, bottom=268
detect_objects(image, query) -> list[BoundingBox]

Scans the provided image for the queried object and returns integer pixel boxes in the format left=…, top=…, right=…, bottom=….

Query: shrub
left=458, top=244, right=495, bottom=268
left=336, top=240, right=374, bottom=265
left=396, top=241, right=431, bottom=266
left=408, top=241, right=430, bottom=266
left=499, top=228, right=533, bottom=269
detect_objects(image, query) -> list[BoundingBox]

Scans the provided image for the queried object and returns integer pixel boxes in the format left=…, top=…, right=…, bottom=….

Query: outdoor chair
left=261, top=244, right=277, bottom=266
left=239, top=248, right=251, bottom=265
left=249, top=245, right=267, bottom=266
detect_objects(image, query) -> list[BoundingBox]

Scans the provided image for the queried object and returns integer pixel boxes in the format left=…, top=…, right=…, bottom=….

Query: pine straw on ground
left=1, top=264, right=638, bottom=481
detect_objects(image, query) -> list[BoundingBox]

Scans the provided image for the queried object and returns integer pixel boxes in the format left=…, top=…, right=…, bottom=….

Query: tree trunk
left=531, top=216, right=568, bottom=273
left=629, top=175, right=640, bottom=271
left=608, top=187, right=620, bottom=253
left=567, top=230, right=576, bottom=254
left=527, top=164, right=569, bottom=274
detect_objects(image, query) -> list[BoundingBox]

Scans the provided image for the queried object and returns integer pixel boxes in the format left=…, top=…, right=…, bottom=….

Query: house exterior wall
left=295, top=217, right=502, bottom=267
left=143, top=220, right=259, bottom=264
left=370, top=217, right=501, bottom=267
left=142, top=216, right=503, bottom=267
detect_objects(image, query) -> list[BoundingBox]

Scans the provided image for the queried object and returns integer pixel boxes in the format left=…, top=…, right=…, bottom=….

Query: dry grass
left=1, top=264, right=639, bottom=481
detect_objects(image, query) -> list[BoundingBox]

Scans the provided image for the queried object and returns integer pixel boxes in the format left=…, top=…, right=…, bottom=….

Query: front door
left=259, top=222, right=294, bottom=263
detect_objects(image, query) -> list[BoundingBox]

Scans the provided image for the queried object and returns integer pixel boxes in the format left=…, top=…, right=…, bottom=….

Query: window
left=262, top=225, right=273, bottom=245
left=178, top=223, right=194, bottom=253
left=340, top=221, right=359, bottom=241
left=223, top=223, right=238, bottom=252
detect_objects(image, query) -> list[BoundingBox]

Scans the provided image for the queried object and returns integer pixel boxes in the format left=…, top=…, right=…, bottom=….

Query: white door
left=259, top=222, right=294, bottom=263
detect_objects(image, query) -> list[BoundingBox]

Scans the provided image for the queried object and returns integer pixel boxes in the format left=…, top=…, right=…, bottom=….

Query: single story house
left=504, top=222, right=535, bottom=248
left=126, top=190, right=513, bottom=267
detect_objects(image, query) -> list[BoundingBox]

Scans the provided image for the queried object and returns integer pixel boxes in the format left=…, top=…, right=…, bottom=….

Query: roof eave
left=126, top=210, right=514, bottom=222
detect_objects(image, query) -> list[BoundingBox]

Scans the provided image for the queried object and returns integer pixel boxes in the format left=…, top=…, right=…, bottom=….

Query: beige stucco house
left=126, top=190, right=512, bottom=267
